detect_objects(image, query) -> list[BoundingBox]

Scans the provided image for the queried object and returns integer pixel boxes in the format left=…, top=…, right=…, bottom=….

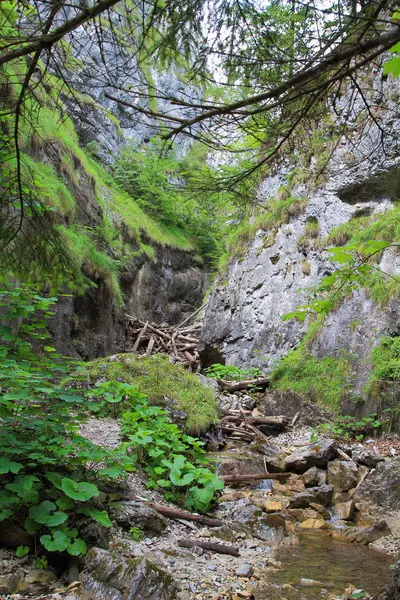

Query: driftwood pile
left=218, top=409, right=290, bottom=443
left=124, top=314, right=201, bottom=371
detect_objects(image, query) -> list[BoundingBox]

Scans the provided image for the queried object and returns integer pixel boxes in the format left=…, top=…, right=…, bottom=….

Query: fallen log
left=178, top=539, right=239, bottom=557
left=217, top=377, right=270, bottom=392
left=221, top=473, right=290, bottom=483
left=132, top=321, right=148, bottom=352
left=138, top=501, right=224, bottom=528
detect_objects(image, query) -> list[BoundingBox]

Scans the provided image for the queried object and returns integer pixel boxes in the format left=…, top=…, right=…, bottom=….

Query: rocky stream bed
left=1, top=394, right=400, bottom=600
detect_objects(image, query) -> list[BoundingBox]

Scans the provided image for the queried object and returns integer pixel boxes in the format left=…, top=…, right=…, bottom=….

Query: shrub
left=205, top=363, right=262, bottom=381
left=0, top=285, right=132, bottom=558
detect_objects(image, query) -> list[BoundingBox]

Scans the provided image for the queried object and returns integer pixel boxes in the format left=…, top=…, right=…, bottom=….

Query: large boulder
left=289, top=484, right=334, bottom=508
left=327, top=460, right=358, bottom=492
left=254, top=443, right=287, bottom=472
left=301, top=467, right=326, bottom=487
left=109, top=501, right=168, bottom=535
left=285, top=439, right=337, bottom=473
left=333, top=500, right=356, bottom=521
left=354, top=457, right=400, bottom=511
left=351, top=444, right=384, bottom=468
left=79, top=547, right=178, bottom=600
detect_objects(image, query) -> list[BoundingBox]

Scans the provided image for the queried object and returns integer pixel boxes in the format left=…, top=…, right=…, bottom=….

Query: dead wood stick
left=178, top=336, right=199, bottom=344
left=178, top=539, right=239, bottom=557
left=218, top=425, right=255, bottom=437
left=337, top=448, right=354, bottom=462
left=349, top=468, right=371, bottom=498
left=171, top=331, right=178, bottom=357
left=146, top=336, right=155, bottom=356
left=184, top=351, right=196, bottom=364
left=132, top=321, right=148, bottom=352
left=175, top=301, right=208, bottom=330
left=217, top=377, right=270, bottom=392
left=221, top=473, right=290, bottom=483
left=245, top=423, right=271, bottom=442
left=137, top=501, right=224, bottom=527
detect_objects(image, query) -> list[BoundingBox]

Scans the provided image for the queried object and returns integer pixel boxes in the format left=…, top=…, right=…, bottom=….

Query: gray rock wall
left=200, top=70, right=400, bottom=397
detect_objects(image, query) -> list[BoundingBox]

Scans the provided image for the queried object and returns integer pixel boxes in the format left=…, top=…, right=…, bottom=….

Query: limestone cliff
left=200, top=68, right=400, bottom=408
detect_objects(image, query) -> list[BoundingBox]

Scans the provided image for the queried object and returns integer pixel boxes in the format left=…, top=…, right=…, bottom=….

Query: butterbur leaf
left=16, top=545, right=30, bottom=558
left=0, top=457, right=23, bottom=474
left=40, top=530, right=68, bottom=552
left=56, top=495, right=74, bottom=510
left=47, top=511, right=68, bottom=527
left=25, top=517, right=40, bottom=534
left=66, top=538, right=87, bottom=556
left=78, top=508, right=112, bottom=527
left=61, top=478, right=99, bottom=501
left=98, top=467, right=121, bottom=478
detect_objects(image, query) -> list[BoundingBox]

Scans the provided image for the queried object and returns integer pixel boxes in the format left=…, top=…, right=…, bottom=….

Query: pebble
left=145, top=538, right=152, bottom=546
left=207, top=564, right=217, bottom=571
left=236, top=564, right=254, bottom=578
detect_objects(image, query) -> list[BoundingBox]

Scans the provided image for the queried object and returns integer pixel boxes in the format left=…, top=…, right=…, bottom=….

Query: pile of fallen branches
left=124, top=314, right=201, bottom=370
left=218, top=409, right=290, bottom=443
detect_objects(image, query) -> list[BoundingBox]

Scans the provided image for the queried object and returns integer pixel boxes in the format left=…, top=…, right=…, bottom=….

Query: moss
left=271, top=349, right=352, bottom=412
left=57, top=224, right=123, bottom=303
left=85, top=354, right=218, bottom=433
left=22, top=155, right=76, bottom=216
left=219, top=195, right=307, bottom=271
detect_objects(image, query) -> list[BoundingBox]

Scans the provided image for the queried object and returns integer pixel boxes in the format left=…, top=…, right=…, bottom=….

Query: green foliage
left=114, top=140, right=234, bottom=264
left=129, top=527, right=143, bottom=541
left=119, top=393, right=223, bottom=512
left=370, top=336, right=400, bottom=385
left=204, top=363, right=261, bottom=381
left=0, top=284, right=134, bottom=557
left=219, top=195, right=308, bottom=269
left=283, top=239, right=398, bottom=322
left=271, top=349, right=352, bottom=412
left=383, top=11, right=400, bottom=78
left=84, top=354, right=218, bottom=434
left=317, top=414, right=382, bottom=441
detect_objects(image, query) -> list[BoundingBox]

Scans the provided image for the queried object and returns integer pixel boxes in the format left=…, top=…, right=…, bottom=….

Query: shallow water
left=255, top=530, right=394, bottom=599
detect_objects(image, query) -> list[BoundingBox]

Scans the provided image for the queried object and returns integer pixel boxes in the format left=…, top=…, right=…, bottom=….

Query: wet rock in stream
left=285, top=439, right=337, bottom=473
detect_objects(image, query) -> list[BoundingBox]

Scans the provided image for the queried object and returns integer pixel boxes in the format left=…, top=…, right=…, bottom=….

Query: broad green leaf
left=40, top=530, right=68, bottom=552
left=66, top=538, right=87, bottom=556
left=16, top=545, right=30, bottom=558
left=0, top=457, right=23, bottom=474
left=61, top=478, right=99, bottom=501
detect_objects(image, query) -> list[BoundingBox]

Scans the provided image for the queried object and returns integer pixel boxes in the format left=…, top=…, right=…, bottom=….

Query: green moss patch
left=85, top=354, right=218, bottom=433
left=270, top=349, right=352, bottom=413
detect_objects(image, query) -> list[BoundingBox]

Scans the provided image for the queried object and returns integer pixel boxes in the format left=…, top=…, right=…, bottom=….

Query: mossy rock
left=85, top=353, right=218, bottom=433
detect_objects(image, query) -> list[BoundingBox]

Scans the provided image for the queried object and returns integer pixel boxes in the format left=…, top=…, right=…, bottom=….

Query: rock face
left=109, top=501, right=168, bottom=535
left=327, top=460, right=358, bottom=492
left=50, top=243, right=205, bottom=359
left=79, top=547, right=178, bottom=600
left=199, top=72, right=400, bottom=408
left=288, top=484, right=334, bottom=508
left=285, top=439, right=337, bottom=473
left=354, top=457, right=400, bottom=511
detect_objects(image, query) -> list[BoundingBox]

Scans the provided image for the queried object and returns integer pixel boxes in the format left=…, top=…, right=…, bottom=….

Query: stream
left=255, top=529, right=394, bottom=599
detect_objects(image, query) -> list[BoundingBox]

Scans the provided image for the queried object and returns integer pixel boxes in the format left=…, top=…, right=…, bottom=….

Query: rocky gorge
left=1, top=3, right=400, bottom=600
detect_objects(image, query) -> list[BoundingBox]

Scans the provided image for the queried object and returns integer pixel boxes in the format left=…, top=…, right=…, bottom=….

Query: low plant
left=129, top=527, right=143, bottom=541
left=204, top=363, right=262, bottom=381
left=271, top=349, right=352, bottom=412
left=316, top=414, right=382, bottom=441
left=118, top=390, right=224, bottom=512
left=0, top=285, right=134, bottom=559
